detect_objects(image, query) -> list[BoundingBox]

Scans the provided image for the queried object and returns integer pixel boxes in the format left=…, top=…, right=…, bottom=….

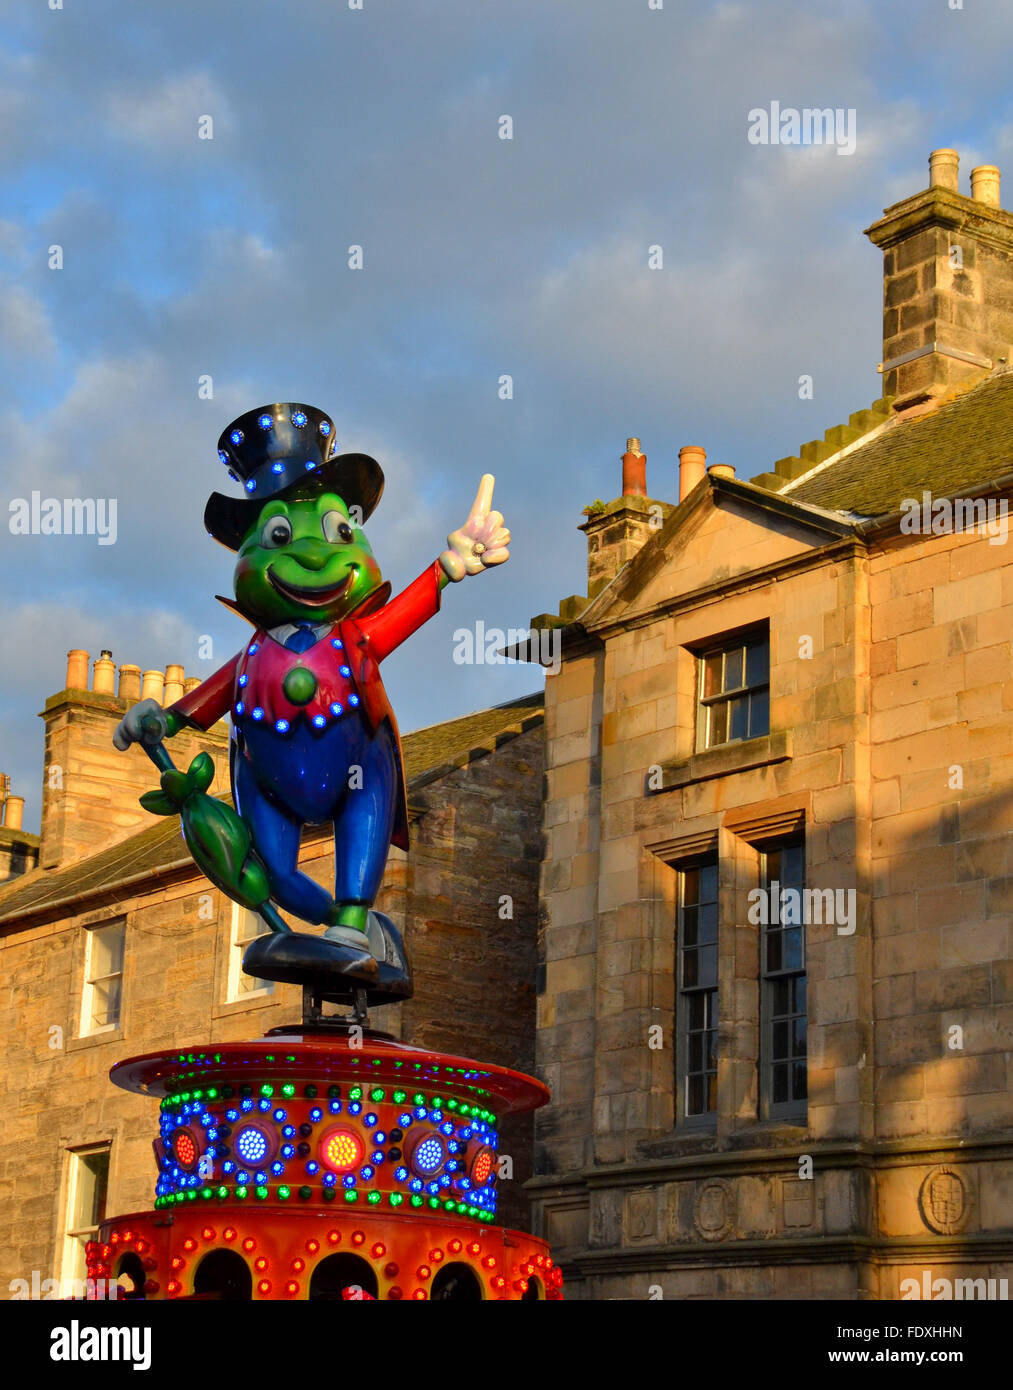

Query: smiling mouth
left=267, top=565, right=356, bottom=608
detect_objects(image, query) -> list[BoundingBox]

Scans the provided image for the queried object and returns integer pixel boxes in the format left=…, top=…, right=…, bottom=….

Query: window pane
left=90, top=924, right=124, bottom=980
left=688, top=1033, right=704, bottom=1072
left=687, top=1075, right=705, bottom=1115
left=781, top=843, right=805, bottom=886
left=772, top=1064, right=788, bottom=1104
left=682, top=905, right=699, bottom=945
left=794, top=976, right=807, bottom=1015
left=766, top=931, right=782, bottom=973
left=71, top=1151, right=109, bottom=1232
left=723, top=647, right=744, bottom=691
left=784, top=928, right=804, bottom=971
left=682, top=948, right=698, bottom=988
left=688, top=993, right=707, bottom=1030
left=793, top=1061, right=808, bottom=1100
left=90, top=977, right=121, bottom=1030
left=708, top=701, right=727, bottom=747
left=706, top=1073, right=717, bottom=1112
left=748, top=687, right=769, bottom=738
left=696, top=944, right=717, bottom=988
left=682, top=867, right=699, bottom=903
left=729, top=695, right=749, bottom=741
left=699, top=862, right=718, bottom=903
left=772, top=1020, right=789, bottom=1060
left=771, top=976, right=790, bottom=1015
left=793, top=1016, right=808, bottom=1056
left=745, top=639, right=768, bottom=687
left=697, top=903, right=718, bottom=945
left=702, top=652, right=722, bottom=698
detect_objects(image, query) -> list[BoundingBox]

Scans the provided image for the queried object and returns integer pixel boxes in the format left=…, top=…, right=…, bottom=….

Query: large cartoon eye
left=261, top=515, right=292, bottom=548
left=322, top=511, right=354, bottom=545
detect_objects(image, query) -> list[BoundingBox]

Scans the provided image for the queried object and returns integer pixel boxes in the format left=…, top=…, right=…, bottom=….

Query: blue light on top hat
left=214, top=404, right=351, bottom=524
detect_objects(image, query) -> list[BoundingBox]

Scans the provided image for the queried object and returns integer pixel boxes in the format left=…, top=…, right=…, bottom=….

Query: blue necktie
left=285, top=624, right=318, bottom=653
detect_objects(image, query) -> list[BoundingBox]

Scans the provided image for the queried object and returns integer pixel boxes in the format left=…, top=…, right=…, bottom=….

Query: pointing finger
left=470, top=474, right=495, bottom=518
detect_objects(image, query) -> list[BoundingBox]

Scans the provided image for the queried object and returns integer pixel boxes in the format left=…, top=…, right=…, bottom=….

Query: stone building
left=0, top=648, right=543, bottom=1293
left=527, top=150, right=1013, bottom=1299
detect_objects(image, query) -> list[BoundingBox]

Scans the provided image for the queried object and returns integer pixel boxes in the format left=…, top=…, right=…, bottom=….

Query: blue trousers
left=232, top=713, right=398, bottom=925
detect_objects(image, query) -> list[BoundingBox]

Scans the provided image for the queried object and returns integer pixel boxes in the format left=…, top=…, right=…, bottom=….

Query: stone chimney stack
left=39, top=648, right=231, bottom=870
left=866, top=148, right=1013, bottom=410
left=580, top=439, right=675, bottom=597
left=0, top=778, right=37, bottom=883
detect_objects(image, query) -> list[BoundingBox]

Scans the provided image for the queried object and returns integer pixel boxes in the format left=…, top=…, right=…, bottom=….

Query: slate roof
left=781, top=369, right=1013, bottom=517
left=0, top=692, right=544, bottom=926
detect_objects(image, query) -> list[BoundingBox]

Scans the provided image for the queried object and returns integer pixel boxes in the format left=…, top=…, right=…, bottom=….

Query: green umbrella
left=136, top=715, right=289, bottom=934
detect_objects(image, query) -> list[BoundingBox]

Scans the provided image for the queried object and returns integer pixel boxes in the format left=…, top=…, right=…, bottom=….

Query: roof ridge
left=402, top=689, right=543, bottom=738
left=749, top=394, right=895, bottom=494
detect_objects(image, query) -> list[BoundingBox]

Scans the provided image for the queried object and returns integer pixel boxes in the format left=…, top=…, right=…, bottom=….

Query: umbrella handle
left=138, top=715, right=175, bottom=774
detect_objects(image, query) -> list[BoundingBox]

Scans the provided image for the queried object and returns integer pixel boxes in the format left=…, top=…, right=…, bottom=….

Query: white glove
left=113, top=697, right=168, bottom=751
left=439, top=474, right=511, bottom=582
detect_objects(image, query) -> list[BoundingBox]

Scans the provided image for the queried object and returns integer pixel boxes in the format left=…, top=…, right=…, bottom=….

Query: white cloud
left=0, top=281, right=57, bottom=360
left=104, top=71, right=231, bottom=150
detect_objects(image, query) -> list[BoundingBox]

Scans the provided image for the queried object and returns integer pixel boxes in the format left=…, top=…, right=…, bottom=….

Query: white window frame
left=227, top=901, right=273, bottom=1002
left=79, top=921, right=125, bottom=1037
left=59, top=1145, right=110, bottom=1289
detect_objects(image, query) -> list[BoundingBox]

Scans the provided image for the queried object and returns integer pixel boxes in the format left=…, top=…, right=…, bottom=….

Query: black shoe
left=243, top=930, right=378, bottom=992
left=363, top=911, right=413, bottom=1003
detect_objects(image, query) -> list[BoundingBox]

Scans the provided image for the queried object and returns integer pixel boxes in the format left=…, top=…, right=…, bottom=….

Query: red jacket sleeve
left=169, top=652, right=241, bottom=730
left=359, top=561, right=443, bottom=664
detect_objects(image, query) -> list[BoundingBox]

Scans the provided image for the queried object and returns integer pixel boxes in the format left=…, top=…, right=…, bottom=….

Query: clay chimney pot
left=65, top=649, right=90, bottom=691
left=93, top=652, right=116, bottom=695
left=118, top=664, right=142, bottom=703
left=678, top=446, right=707, bottom=501
left=928, top=148, right=959, bottom=192
left=141, top=670, right=165, bottom=703
left=163, top=664, right=185, bottom=705
left=971, top=165, right=1001, bottom=208
left=621, top=437, right=647, bottom=497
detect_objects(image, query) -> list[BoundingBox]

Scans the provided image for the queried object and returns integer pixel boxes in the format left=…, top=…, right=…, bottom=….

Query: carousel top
left=109, top=1026, right=549, bottom=1118
left=109, top=1029, right=545, bottom=1226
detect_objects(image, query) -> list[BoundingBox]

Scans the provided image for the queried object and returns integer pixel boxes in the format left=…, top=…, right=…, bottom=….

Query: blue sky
left=2, top=0, right=1012, bottom=829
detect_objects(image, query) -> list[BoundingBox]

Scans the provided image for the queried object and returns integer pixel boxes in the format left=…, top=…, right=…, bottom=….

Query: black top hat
left=205, top=403, right=385, bottom=550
